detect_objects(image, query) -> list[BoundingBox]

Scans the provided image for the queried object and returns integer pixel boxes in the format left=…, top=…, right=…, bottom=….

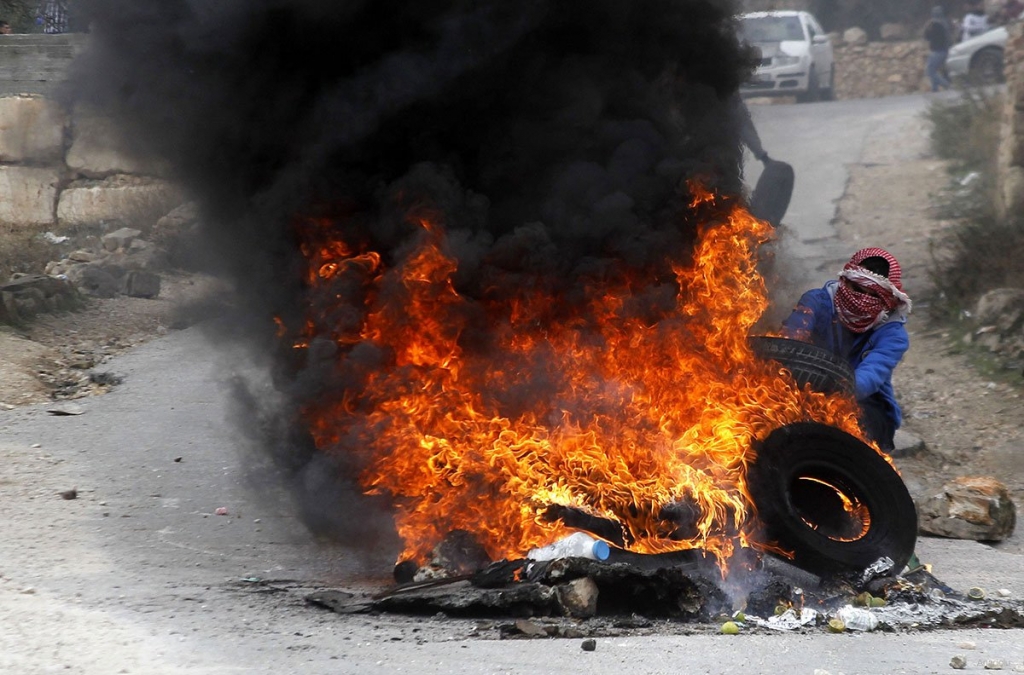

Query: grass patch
left=0, top=225, right=56, bottom=281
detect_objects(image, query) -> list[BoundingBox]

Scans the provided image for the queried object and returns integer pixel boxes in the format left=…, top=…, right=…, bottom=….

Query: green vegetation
left=924, top=92, right=1024, bottom=318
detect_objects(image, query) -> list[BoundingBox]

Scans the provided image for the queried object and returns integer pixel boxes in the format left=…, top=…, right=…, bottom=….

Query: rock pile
left=963, top=287, right=1024, bottom=371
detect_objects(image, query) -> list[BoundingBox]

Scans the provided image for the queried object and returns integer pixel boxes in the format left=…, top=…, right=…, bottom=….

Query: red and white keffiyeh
left=834, top=248, right=912, bottom=333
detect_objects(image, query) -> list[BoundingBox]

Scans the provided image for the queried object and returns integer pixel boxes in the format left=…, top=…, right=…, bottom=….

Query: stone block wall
left=0, top=94, right=183, bottom=233
left=0, top=34, right=183, bottom=236
left=833, top=39, right=929, bottom=100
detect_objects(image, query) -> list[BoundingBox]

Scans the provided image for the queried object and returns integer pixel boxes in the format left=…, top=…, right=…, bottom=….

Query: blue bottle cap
left=592, top=540, right=610, bottom=561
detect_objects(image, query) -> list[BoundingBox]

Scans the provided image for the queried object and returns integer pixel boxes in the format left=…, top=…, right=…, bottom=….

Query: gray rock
left=556, top=576, right=599, bottom=618
left=101, top=227, right=142, bottom=252
left=843, top=27, right=869, bottom=46
left=66, top=265, right=119, bottom=298
left=951, top=654, right=967, bottom=669
left=67, top=249, right=98, bottom=263
left=891, top=429, right=925, bottom=457
left=918, top=476, right=1017, bottom=541
left=121, top=270, right=161, bottom=298
left=975, top=288, right=1024, bottom=333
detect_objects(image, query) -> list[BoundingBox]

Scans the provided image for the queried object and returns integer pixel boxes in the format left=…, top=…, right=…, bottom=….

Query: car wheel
left=819, top=64, right=835, bottom=101
left=795, top=69, right=820, bottom=103
left=969, top=48, right=1004, bottom=85
left=747, top=422, right=918, bottom=576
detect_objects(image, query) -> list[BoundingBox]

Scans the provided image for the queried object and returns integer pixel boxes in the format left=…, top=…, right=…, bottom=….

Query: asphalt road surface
left=3, top=92, right=1024, bottom=674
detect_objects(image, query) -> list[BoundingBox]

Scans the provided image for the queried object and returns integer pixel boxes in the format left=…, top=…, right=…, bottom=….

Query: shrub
left=925, top=91, right=1024, bottom=317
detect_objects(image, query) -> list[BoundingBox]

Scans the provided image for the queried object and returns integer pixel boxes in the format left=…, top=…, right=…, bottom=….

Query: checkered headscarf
left=834, top=248, right=912, bottom=333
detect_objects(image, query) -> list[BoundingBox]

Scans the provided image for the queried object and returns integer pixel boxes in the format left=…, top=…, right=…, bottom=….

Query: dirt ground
left=1, top=103, right=1021, bottom=555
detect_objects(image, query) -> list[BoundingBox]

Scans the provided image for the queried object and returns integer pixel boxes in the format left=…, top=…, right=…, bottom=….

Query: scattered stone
left=827, top=618, right=845, bottom=633
left=918, top=476, right=1017, bottom=541
left=968, top=587, right=986, bottom=600
left=59, top=488, right=77, bottom=500
left=101, top=227, right=143, bottom=252
left=89, top=372, right=124, bottom=386
left=843, top=27, right=869, bottom=45
left=891, top=429, right=925, bottom=457
left=215, top=507, right=229, bottom=516
left=556, top=577, right=599, bottom=619
left=46, top=402, right=85, bottom=416
left=20, top=587, right=36, bottom=595
left=581, top=638, right=597, bottom=651
left=958, top=642, right=977, bottom=650
left=987, top=661, right=1006, bottom=670
left=514, top=619, right=548, bottom=638
left=951, top=655, right=968, bottom=670
left=121, top=270, right=161, bottom=298
left=998, top=589, right=1012, bottom=597
left=65, top=265, right=119, bottom=298
left=68, top=250, right=97, bottom=263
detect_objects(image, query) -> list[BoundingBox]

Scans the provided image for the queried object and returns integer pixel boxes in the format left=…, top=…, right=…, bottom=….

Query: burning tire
left=749, top=336, right=854, bottom=395
left=747, top=422, right=917, bottom=576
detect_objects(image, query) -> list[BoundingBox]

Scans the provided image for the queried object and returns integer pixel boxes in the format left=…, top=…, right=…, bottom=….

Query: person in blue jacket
left=781, top=247, right=912, bottom=450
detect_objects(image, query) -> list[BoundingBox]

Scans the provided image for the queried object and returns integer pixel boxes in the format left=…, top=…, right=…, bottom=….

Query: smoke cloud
left=68, top=0, right=755, bottom=566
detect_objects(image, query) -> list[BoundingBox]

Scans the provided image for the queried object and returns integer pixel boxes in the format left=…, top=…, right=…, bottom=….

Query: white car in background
left=739, top=10, right=835, bottom=102
left=946, top=26, right=1007, bottom=84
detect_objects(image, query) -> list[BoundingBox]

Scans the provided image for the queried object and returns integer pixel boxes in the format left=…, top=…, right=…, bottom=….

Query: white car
left=946, top=26, right=1006, bottom=84
left=739, top=10, right=835, bottom=102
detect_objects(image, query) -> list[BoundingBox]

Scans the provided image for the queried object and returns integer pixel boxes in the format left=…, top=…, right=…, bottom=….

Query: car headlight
left=773, top=54, right=801, bottom=66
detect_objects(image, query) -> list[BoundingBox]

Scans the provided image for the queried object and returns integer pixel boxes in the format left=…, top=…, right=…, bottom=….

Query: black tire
left=969, top=48, right=1004, bottom=85
left=749, top=160, right=794, bottom=227
left=819, top=65, right=835, bottom=101
left=747, top=422, right=918, bottom=576
left=748, top=336, right=855, bottom=396
left=795, top=70, right=819, bottom=103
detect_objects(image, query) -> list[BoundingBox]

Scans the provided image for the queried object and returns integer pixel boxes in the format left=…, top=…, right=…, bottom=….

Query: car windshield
left=740, top=16, right=805, bottom=43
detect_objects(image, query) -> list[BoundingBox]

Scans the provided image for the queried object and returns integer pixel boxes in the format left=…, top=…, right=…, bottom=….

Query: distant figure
left=961, top=0, right=990, bottom=41
left=37, top=0, right=68, bottom=34
left=1000, top=0, right=1024, bottom=23
left=924, top=6, right=953, bottom=91
left=731, top=93, right=770, bottom=165
left=0, top=20, right=11, bottom=34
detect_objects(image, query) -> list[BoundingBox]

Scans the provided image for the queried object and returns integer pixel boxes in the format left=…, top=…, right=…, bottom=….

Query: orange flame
left=287, top=186, right=864, bottom=570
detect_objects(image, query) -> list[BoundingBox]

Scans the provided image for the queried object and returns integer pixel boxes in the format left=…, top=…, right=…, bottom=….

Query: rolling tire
left=969, top=48, right=1004, bottom=85
left=748, top=336, right=855, bottom=396
left=747, top=422, right=918, bottom=576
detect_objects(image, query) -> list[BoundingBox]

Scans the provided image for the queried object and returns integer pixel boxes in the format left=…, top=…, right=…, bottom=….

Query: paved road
left=744, top=94, right=949, bottom=291
left=3, top=93, right=1023, bottom=674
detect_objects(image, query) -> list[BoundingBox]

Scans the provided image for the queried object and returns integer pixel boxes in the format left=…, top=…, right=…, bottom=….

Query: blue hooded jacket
left=781, top=280, right=909, bottom=428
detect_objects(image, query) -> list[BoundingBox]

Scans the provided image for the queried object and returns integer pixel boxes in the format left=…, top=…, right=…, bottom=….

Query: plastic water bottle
left=836, top=605, right=879, bottom=632
left=527, top=532, right=610, bottom=562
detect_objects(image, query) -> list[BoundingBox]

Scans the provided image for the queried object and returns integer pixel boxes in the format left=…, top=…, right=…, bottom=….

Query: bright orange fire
left=287, top=185, right=864, bottom=569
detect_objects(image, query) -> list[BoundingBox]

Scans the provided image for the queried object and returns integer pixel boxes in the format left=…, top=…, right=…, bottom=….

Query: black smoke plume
left=68, top=0, right=755, bottom=564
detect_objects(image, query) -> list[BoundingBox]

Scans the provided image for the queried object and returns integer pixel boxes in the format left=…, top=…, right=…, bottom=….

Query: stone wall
left=998, top=21, right=1024, bottom=216
left=833, top=38, right=929, bottom=100
left=0, top=35, right=183, bottom=235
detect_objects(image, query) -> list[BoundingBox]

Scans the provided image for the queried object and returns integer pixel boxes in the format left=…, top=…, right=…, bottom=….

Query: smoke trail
left=68, top=0, right=755, bottom=563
